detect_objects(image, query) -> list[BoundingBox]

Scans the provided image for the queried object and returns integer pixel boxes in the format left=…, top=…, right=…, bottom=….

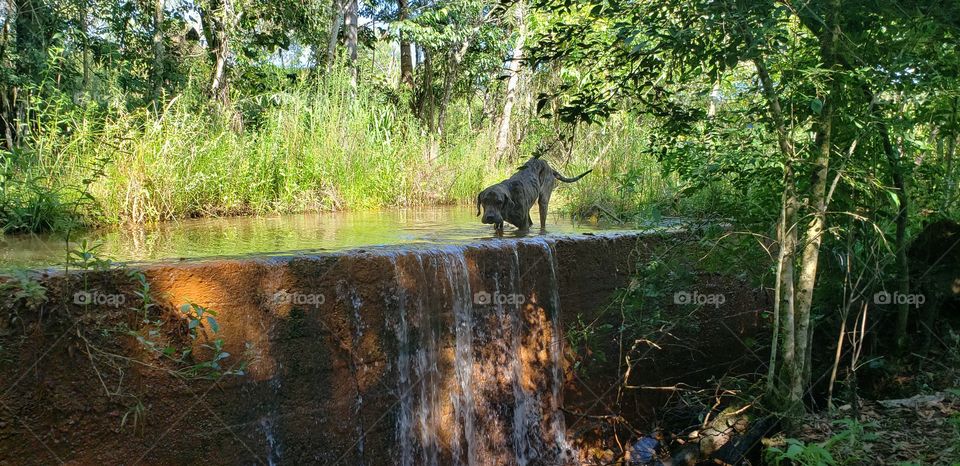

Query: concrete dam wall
left=0, top=232, right=763, bottom=465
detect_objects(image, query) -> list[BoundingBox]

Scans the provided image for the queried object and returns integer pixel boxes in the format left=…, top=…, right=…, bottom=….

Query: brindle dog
left=477, top=155, right=592, bottom=231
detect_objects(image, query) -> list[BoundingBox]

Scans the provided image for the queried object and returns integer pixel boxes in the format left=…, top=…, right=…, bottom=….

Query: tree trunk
left=152, top=0, right=165, bottom=100
left=345, top=0, right=358, bottom=85
left=325, top=0, right=345, bottom=71
left=9, top=0, right=49, bottom=146
left=80, top=1, right=92, bottom=96
left=0, top=90, right=15, bottom=150
left=435, top=31, right=473, bottom=137
left=495, top=2, right=526, bottom=162
left=430, top=6, right=493, bottom=135
left=436, top=51, right=454, bottom=137
left=422, top=49, right=437, bottom=162
left=707, top=81, right=720, bottom=117
left=755, top=56, right=800, bottom=407
left=1, top=3, right=16, bottom=149
left=398, top=0, right=413, bottom=88
left=791, top=0, right=840, bottom=406
left=877, top=117, right=911, bottom=350
left=201, top=0, right=231, bottom=107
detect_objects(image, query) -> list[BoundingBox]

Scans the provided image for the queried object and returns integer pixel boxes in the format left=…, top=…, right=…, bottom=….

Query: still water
left=0, top=206, right=660, bottom=268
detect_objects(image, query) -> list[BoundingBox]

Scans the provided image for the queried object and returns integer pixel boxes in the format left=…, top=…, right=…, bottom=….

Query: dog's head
left=477, top=185, right=513, bottom=228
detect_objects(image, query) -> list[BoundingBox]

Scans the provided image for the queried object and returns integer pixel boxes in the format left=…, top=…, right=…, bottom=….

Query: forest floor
left=768, top=351, right=960, bottom=466
left=784, top=390, right=960, bottom=465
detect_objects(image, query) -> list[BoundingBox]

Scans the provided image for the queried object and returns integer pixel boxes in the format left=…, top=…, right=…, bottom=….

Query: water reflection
left=0, top=206, right=627, bottom=268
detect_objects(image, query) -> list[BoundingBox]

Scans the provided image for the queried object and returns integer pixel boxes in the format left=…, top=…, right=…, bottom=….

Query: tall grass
left=2, top=70, right=508, bottom=230
left=553, top=115, right=741, bottom=221
left=1, top=68, right=711, bottom=233
left=553, top=115, right=674, bottom=217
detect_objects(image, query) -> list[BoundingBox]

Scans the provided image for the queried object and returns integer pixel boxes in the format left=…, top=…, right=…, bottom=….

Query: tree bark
left=152, top=0, right=165, bottom=100
left=436, top=42, right=469, bottom=137
left=1, top=2, right=16, bottom=149
left=420, top=48, right=435, bottom=133
left=345, top=0, right=358, bottom=85
left=9, top=0, right=49, bottom=146
left=200, top=0, right=231, bottom=107
left=432, top=6, right=493, bottom=137
left=398, top=0, right=413, bottom=88
left=495, top=2, right=526, bottom=162
left=421, top=48, right=438, bottom=162
left=755, top=56, right=799, bottom=407
left=792, top=0, right=840, bottom=404
left=325, top=0, right=345, bottom=71
left=945, top=132, right=957, bottom=210
left=707, top=81, right=720, bottom=117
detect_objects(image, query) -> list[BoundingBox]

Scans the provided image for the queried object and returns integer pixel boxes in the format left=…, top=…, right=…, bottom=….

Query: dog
left=477, top=155, right=592, bottom=231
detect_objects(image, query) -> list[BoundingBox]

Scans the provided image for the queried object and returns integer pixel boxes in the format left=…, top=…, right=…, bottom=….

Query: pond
left=0, top=206, right=668, bottom=268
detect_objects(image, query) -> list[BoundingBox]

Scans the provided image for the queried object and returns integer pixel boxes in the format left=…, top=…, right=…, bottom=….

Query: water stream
left=0, top=206, right=656, bottom=268
left=388, top=239, right=573, bottom=465
left=0, top=207, right=670, bottom=463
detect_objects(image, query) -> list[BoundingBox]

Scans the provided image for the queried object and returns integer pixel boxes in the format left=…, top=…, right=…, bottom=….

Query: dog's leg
left=537, top=199, right=548, bottom=230
left=538, top=186, right=554, bottom=231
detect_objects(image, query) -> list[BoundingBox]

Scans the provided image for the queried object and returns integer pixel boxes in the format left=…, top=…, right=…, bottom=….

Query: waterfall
left=342, top=283, right=367, bottom=466
left=537, top=239, right=573, bottom=457
left=448, top=250, right=477, bottom=466
left=258, top=416, right=281, bottom=466
left=508, top=245, right=538, bottom=466
left=391, top=240, right=573, bottom=465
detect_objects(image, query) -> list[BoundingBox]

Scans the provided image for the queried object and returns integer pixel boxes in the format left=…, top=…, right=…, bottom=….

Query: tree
left=325, top=0, right=345, bottom=70
left=494, top=1, right=526, bottom=162
left=528, top=0, right=959, bottom=411
left=151, top=0, right=165, bottom=100
left=199, top=0, right=234, bottom=107
left=398, top=0, right=413, bottom=87
left=402, top=0, right=507, bottom=141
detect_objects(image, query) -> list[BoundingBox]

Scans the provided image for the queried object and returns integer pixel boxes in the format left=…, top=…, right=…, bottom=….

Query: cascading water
left=507, top=246, right=540, bottom=465
left=340, top=284, right=368, bottom=466
left=258, top=416, right=281, bottom=466
left=537, top=240, right=573, bottom=456
left=391, top=240, right=573, bottom=466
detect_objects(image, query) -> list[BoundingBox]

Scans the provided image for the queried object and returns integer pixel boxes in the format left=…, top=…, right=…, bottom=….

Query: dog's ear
left=503, top=190, right=515, bottom=211
left=476, top=192, right=483, bottom=216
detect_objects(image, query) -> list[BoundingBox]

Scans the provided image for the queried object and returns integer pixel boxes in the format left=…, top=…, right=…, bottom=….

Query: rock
left=878, top=393, right=946, bottom=410
left=630, top=435, right=659, bottom=464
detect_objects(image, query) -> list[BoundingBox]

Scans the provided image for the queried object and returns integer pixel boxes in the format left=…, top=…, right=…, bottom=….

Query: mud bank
left=0, top=232, right=763, bottom=465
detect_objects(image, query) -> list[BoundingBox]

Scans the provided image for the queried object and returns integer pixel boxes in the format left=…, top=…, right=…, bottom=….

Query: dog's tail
left=555, top=169, right=593, bottom=183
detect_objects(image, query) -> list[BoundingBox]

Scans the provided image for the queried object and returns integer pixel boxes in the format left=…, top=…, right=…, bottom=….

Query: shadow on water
left=0, top=206, right=659, bottom=268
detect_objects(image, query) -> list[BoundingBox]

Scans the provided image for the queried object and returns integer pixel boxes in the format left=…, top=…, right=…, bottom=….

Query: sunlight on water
left=0, top=206, right=654, bottom=268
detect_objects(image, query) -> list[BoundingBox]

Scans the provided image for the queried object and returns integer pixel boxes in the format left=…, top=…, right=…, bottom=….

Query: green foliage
left=543, top=115, right=681, bottom=220
left=565, top=314, right=612, bottom=374
left=566, top=235, right=748, bottom=377
left=67, top=240, right=113, bottom=271
left=765, top=418, right=880, bottom=466
left=3, top=70, right=509, bottom=231
left=127, top=300, right=247, bottom=379
left=765, top=438, right=836, bottom=466
left=0, top=155, right=83, bottom=234
left=0, top=270, right=48, bottom=311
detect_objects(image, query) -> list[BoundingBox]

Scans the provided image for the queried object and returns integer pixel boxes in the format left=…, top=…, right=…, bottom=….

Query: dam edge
left=0, top=231, right=765, bottom=465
